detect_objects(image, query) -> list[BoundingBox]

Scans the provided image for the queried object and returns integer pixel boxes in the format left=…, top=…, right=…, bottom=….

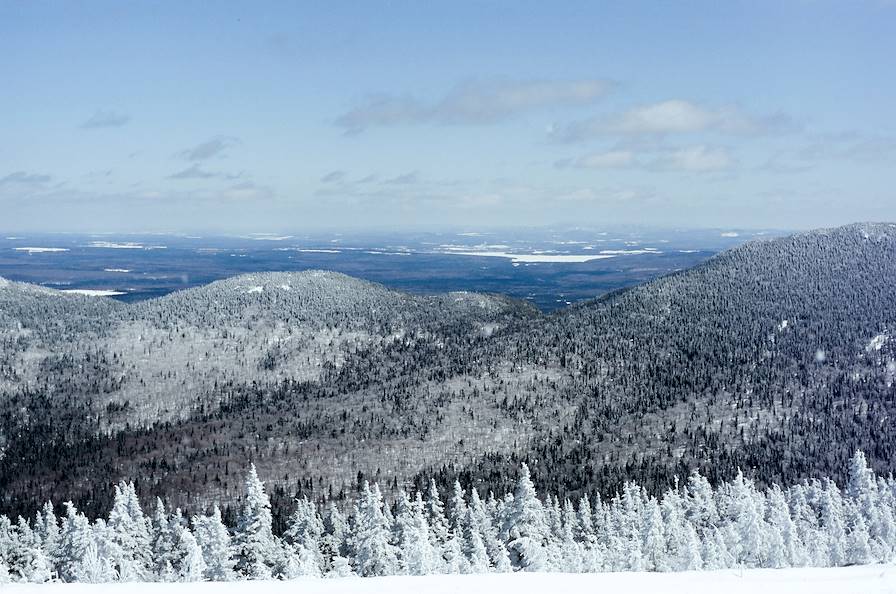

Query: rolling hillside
left=1, top=223, right=895, bottom=526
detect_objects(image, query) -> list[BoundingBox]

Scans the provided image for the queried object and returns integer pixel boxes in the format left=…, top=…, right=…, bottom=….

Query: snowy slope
left=4, top=566, right=896, bottom=594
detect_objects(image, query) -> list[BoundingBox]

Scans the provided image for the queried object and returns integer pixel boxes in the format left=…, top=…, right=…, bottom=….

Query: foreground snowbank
left=5, top=565, right=896, bottom=594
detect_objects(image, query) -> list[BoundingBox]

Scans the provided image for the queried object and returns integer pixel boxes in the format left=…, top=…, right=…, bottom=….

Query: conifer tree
left=352, top=482, right=398, bottom=577
left=395, top=491, right=437, bottom=575
left=283, top=497, right=324, bottom=577
left=192, top=505, right=235, bottom=581
left=56, top=502, right=107, bottom=583
left=642, top=497, right=666, bottom=572
left=35, top=502, right=60, bottom=574
left=503, top=464, right=548, bottom=571
left=233, top=464, right=278, bottom=580
left=150, top=498, right=177, bottom=579
left=107, top=483, right=151, bottom=581
left=470, top=488, right=510, bottom=572
left=559, top=498, right=583, bottom=573
left=321, top=502, right=351, bottom=576
left=425, top=479, right=450, bottom=573
left=175, top=528, right=206, bottom=582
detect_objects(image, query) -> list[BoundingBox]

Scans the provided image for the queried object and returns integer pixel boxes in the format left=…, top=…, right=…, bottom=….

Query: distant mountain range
left=1, top=223, right=895, bottom=527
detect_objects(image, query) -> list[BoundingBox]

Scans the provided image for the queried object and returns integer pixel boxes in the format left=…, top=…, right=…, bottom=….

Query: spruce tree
left=283, top=497, right=324, bottom=577
left=352, top=482, right=398, bottom=577
left=175, top=527, right=206, bottom=582
left=192, top=505, right=235, bottom=581
left=233, top=464, right=278, bottom=579
left=503, top=464, right=548, bottom=571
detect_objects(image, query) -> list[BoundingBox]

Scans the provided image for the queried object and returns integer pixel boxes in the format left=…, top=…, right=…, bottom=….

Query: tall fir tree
left=192, top=505, right=235, bottom=581
left=233, top=464, right=278, bottom=580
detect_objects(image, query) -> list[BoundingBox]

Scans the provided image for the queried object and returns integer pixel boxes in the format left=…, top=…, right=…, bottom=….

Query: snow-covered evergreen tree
left=283, top=497, right=323, bottom=577
left=503, top=464, right=548, bottom=571
left=642, top=497, right=666, bottom=572
left=233, top=464, right=278, bottom=580
left=35, top=501, right=60, bottom=576
left=150, top=498, right=177, bottom=579
left=192, top=505, right=235, bottom=581
left=726, top=471, right=769, bottom=568
left=7, top=450, right=896, bottom=582
left=557, top=498, right=583, bottom=573
left=425, top=479, right=450, bottom=573
left=175, top=527, right=206, bottom=582
left=352, top=482, right=398, bottom=577
left=56, top=502, right=111, bottom=583
left=469, top=488, right=510, bottom=572
left=575, top=494, right=603, bottom=572
left=107, top=482, right=151, bottom=581
left=321, top=502, right=351, bottom=577
left=394, top=491, right=437, bottom=575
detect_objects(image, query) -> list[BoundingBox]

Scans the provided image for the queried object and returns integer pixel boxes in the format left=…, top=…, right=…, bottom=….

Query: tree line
left=1, top=451, right=893, bottom=583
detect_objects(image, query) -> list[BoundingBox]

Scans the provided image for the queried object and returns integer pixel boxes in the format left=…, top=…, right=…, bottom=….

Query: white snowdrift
left=5, top=566, right=895, bottom=594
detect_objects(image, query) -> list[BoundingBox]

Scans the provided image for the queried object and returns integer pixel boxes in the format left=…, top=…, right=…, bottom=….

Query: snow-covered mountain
left=1, top=223, right=895, bottom=524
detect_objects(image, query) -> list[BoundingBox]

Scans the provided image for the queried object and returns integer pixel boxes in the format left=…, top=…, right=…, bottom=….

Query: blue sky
left=1, top=1, right=894, bottom=232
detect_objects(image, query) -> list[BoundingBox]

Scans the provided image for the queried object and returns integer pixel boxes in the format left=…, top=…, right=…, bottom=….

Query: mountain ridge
left=1, top=222, right=895, bottom=525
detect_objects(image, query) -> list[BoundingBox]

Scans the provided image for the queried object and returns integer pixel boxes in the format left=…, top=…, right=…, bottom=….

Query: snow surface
left=4, top=566, right=895, bottom=594
left=60, top=289, right=127, bottom=296
left=13, top=247, right=69, bottom=253
left=599, top=248, right=662, bottom=255
left=247, top=235, right=293, bottom=241
left=88, top=242, right=144, bottom=249
left=450, top=251, right=616, bottom=263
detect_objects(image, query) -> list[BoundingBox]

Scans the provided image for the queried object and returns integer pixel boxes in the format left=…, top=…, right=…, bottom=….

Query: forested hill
left=1, top=223, right=895, bottom=529
left=488, top=222, right=896, bottom=498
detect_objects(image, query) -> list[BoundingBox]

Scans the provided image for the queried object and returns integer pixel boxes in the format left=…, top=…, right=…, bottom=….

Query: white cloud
left=651, top=145, right=734, bottom=172
left=571, top=150, right=635, bottom=169
left=563, top=145, right=735, bottom=173
left=554, top=186, right=654, bottom=203
left=550, top=100, right=795, bottom=142
left=614, top=100, right=722, bottom=134
left=336, top=79, right=612, bottom=133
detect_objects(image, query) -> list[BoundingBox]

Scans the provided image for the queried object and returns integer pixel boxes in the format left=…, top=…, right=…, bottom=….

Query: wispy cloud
left=381, top=171, right=418, bottom=185
left=650, top=145, right=734, bottom=172
left=219, top=181, right=274, bottom=201
left=167, top=164, right=242, bottom=180
left=320, top=170, right=347, bottom=183
left=561, top=145, right=735, bottom=173
left=168, top=164, right=219, bottom=180
left=550, top=100, right=795, bottom=142
left=0, top=171, right=52, bottom=186
left=81, top=109, right=130, bottom=129
left=336, top=79, right=612, bottom=134
left=759, top=132, right=896, bottom=174
left=178, top=136, right=240, bottom=161
left=564, top=150, right=636, bottom=169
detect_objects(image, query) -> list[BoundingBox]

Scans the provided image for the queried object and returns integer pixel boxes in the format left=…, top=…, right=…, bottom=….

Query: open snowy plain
left=5, top=566, right=896, bottom=594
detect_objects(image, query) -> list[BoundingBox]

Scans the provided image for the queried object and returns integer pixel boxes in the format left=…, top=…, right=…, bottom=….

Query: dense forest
left=1, top=223, right=895, bottom=529
left=0, top=451, right=892, bottom=583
